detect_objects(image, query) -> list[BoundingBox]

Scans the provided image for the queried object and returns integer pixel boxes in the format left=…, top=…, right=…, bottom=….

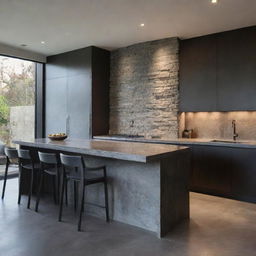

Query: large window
left=0, top=56, right=36, bottom=146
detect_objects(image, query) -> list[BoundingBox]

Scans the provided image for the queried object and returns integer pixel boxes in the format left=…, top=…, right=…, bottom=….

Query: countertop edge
left=93, top=136, right=256, bottom=149
left=13, top=140, right=190, bottom=163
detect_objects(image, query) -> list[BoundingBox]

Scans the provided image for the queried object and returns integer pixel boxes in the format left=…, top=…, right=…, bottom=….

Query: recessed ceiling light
left=140, top=23, right=145, bottom=27
left=41, top=41, right=45, bottom=44
left=211, top=0, right=218, bottom=3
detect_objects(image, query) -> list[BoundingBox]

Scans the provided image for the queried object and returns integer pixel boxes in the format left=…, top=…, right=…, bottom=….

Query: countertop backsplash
left=179, top=111, right=256, bottom=140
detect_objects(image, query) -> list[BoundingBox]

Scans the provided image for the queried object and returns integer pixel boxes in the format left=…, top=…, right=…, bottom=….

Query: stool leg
left=35, top=171, right=44, bottom=212
left=74, top=181, right=77, bottom=211
left=1, top=160, right=9, bottom=199
left=27, top=167, right=34, bottom=209
left=103, top=167, right=110, bottom=222
left=65, top=179, right=68, bottom=206
left=58, top=175, right=66, bottom=222
left=52, top=176, right=57, bottom=204
left=78, top=183, right=85, bottom=231
left=18, top=165, right=23, bottom=204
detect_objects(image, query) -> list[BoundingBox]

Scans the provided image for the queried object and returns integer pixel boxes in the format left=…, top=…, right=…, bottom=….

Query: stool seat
left=22, top=162, right=41, bottom=170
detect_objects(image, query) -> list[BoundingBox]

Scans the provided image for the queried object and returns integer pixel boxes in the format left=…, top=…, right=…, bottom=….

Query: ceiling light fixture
left=140, top=23, right=145, bottom=27
left=211, top=0, right=218, bottom=4
left=41, top=41, right=45, bottom=44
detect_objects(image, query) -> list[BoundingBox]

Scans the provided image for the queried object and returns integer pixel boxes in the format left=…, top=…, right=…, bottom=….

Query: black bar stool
left=35, top=152, right=65, bottom=212
left=18, top=149, right=40, bottom=208
left=1, top=147, right=18, bottom=199
left=59, top=153, right=109, bottom=231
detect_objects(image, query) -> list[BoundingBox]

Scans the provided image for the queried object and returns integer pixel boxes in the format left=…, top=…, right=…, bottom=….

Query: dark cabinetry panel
left=180, top=36, right=217, bottom=111
left=180, top=26, right=256, bottom=111
left=217, top=27, right=256, bottom=110
left=191, top=146, right=232, bottom=196
left=45, top=46, right=109, bottom=138
left=190, top=145, right=256, bottom=203
left=231, top=148, right=256, bottom=202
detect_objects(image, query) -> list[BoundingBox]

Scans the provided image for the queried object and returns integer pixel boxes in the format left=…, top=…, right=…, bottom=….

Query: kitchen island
left=14, top=138, right=191, bottom=237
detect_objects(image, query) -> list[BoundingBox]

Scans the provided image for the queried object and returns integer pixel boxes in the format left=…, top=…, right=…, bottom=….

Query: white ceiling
left=0, top=0, right=256, bottom=56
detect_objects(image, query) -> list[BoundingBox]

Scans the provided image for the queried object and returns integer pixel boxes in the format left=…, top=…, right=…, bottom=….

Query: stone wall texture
left=109, top=37, right=179, bottom=139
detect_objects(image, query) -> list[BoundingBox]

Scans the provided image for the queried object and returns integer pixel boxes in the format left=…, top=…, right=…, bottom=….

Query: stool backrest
left=4, top=147, right=18, bottom=159
left=18, top=149, right=31, bottom=160
left=38, top=152, right=58, bottom=164
left=60, top=153, right=85, bottom=180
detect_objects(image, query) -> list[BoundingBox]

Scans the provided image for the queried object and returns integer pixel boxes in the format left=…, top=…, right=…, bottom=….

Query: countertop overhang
left=93, top=136, right=256, bottom=149
left=13, top=138, right=189, bottom=163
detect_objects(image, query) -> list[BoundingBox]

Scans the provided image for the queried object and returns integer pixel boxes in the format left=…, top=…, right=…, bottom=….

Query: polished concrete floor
left=0, top=178, right=256, bottom=256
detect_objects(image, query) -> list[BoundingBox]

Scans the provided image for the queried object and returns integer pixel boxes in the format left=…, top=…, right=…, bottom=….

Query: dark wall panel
left=45, top=46, right=110, bottom=138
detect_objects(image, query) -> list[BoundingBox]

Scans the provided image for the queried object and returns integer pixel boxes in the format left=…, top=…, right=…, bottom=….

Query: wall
left=109, top=38, right=179, bottom=139
left=45, top=47, right=92, bottom=139
left=45, top=46, right=110, bottom=139
left=179, top=111, right=256, bottom=140
left=0, top=42, right=46, bottom=63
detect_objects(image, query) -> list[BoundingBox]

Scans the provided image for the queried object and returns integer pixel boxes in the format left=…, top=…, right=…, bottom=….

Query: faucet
left=232, top=120, right=238, bottom=141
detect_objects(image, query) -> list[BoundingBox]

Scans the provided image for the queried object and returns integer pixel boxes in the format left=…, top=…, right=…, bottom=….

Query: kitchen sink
left=211, top=139, right=242, bottom=144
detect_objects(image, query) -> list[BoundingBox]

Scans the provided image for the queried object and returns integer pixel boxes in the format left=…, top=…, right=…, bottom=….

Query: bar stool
left=1, top=147, right=18, bottom=199
left=59, top=153, right=109, bottom=231
left=35, top=152, right=66, bottom=212
left=18, top=149, right=40, bottom=208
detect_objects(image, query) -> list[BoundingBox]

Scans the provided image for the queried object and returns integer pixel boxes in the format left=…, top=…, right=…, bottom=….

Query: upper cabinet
left=217, top=27, right=256, bottom=110
left=179, top=26, right=256, bottom=112
left=180, top=35, right=217, bottom=111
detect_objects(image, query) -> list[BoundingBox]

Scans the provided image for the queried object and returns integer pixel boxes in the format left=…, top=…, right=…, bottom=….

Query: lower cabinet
left=190, top=145, right=256, bottom=203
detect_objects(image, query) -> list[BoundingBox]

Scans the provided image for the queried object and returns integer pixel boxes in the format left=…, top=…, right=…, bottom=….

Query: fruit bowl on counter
left=48, top=133, right=67, bottom=141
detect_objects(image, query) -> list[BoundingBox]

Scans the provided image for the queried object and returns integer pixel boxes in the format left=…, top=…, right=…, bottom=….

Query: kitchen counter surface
left=93, top=135, right=256, bottom=149
left=13, top=138, right=188, bottom=163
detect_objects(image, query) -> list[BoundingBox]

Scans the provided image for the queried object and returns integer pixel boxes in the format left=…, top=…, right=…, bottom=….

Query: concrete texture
left=179, top=111, right=256, bottom=140
left=1, top=178, right=256, bottom=256
left=13, top=138, right=188, bottom=163
left=83, top=150, right=190, bottom=237
left=109, top=38, right=179, bottom=139
left=10, top=105, right=35, bottom=146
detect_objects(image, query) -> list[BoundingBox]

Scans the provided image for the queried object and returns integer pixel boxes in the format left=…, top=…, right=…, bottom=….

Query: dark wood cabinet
left=231, top=148, right=256, bottom=202
left=216, top=27, right=256, bottom=110
left=191, top=146, right=232, bottom=196
left=190, top=145, right=256, bottom=203
left=180, top=26, right=256, bottom=111
left=180, top=35, right=217, bottom=112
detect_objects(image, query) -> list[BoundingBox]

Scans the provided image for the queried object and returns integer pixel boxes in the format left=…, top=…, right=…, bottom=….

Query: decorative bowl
left=48, top=133, right=68, bottom=141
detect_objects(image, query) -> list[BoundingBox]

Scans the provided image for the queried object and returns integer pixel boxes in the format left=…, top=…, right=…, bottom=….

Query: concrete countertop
left=93, top=135, right=256, bottom=149
left=13, top=138, right=189, bottom=163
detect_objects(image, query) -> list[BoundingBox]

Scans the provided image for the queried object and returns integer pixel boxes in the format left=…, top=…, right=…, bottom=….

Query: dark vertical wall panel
left=45, top=46, right=109, bottom=138
left=35, top=63, right=45, bottom=138
left=92, top=47, right=110, bottom=136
